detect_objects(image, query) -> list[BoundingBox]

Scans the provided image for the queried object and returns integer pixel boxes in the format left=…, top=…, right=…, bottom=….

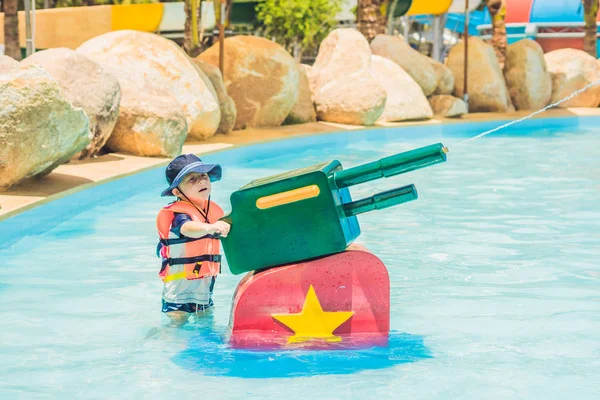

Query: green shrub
left=256, top=0, right=342, bottom=60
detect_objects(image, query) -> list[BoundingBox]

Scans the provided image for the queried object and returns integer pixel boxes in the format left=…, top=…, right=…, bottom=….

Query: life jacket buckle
left=193, top=262, right=202, bottom=275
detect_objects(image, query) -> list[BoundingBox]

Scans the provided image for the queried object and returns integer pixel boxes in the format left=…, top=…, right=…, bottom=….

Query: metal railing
left=477, top=21, right=600, bottom=40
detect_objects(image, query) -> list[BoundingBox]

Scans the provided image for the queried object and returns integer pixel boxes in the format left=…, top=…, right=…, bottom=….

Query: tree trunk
left=385, top=0, right=399, bottom=34
left=292, top=39, right=303, bottom=63
left=583, top=0, right=599, bottom=57
left=82, top=0, right=95, bottom=6
left=357, top=0, right=386, bottom=42
left=486, top=0, right=507, bottom=68
left=3, top=0, right=20, bottom=60
left=183, top=0, right=202, bottom=57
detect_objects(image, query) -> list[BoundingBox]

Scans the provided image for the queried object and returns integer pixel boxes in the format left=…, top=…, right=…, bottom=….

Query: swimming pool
left=1, top=117, right=598, bottom=399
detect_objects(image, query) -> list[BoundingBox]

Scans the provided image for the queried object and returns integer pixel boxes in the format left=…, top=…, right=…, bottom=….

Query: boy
left=156, top=154, right=231, bottom=325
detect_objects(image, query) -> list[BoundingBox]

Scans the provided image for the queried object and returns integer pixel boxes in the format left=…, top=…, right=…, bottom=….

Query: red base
left=229, top=244, right=390, bottom=349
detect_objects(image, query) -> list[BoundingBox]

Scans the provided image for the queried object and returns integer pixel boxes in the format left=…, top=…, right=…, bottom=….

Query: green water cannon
left=220, top=143, right=448, bottom=275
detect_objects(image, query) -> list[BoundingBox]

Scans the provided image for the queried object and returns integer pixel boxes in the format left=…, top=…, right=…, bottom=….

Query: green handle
left=334, top=143, right=447, bottom=189
left=342, top=184, right=418, bottom=217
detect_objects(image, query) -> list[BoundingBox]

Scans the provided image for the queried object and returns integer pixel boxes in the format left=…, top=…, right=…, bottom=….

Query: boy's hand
left=211, top=221, right=231, bottom=238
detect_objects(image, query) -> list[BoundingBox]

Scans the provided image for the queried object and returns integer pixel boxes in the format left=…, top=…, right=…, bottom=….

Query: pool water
left=1, top=117, right=599, bottom=399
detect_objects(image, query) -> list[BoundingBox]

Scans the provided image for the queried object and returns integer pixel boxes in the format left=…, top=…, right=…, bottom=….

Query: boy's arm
left=180, top=221, right=219, bottom=238
left=171, top=213, right=218, bottom=239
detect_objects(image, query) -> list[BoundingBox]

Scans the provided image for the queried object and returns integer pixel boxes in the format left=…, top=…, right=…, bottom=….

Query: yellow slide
left=0, top=4, right=163, bottom=50
left=406, top=0, right=453, bottom=16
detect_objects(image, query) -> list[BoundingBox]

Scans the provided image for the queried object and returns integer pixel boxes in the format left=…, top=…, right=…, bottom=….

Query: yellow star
left=272, top=285, right=354, bottom=343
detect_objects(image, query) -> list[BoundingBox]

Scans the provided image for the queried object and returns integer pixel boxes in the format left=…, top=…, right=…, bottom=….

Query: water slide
left=477, top=0, right=600, bottom=56
left=7, top=0, right=591, bottom=57
left=339, top=0, right=476, bottom=20
left=0, top=1, right=253, bottom=52
left=0, top=4, right=164, bottom=51
left=447, top=0, right=481, bottom=14
left=406, top=1, right=486, bottom=34
left=399, top=1, right=482, bottom=60
left=0, top=0, right=482, bottom=53
left=406, top=0, right=452, bottom=16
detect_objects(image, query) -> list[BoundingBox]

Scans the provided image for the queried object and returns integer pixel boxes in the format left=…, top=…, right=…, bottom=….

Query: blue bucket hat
left=161, top=154, right=222, bottom=197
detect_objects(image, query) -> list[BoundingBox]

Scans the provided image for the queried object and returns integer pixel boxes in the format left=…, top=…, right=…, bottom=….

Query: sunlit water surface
left=1, top=118, right=598, bottom=399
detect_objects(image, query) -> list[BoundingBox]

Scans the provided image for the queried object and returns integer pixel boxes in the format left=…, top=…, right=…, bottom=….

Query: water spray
left=449, top=78, right=600, bottom=150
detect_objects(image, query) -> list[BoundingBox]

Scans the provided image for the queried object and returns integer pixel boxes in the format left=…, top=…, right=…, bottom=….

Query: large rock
left=21, top=48, right=121, bottom=158
left=429, top=95, right=467, bottom=118
left=77, top=30, right=220, bottom=140
left=544, top=48, right=600, bottom=108
left=370, top=34, right=454, bottom=96
left=311, top=29, right=386, bottom=125
left=432, top=62, right=455, bottom=95
left=0, top=66, right=90, bottom=190
left=192, top=59, right=236, bottom=134
left=285, top=64, right=317, bottom=124
left=0, top=55, right=19, bottom=74
left=105, top=74, right=188, bottom=157
left=370, top=55, right=432, bottom=122
left=503, top=39, right=552, bottom=110
left=199, top=36, right=299, bottom=130
left=302, top=64, right=317, bottom=97
left=447, top=37, right=512, bottom=112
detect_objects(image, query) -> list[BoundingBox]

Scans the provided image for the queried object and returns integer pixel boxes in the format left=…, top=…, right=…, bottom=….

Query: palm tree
left=183, top=0, right=203, bottom=57
left=213, top=0, right=233, bottom=74
left=583, top=0, right=599, bottom=57
left=357, top=0, right=386, bottom=42
left=43, top=0, right=57, bottom=8
left=486, top=0, right=507, bottom=68
left=3, top=0, right=20, bottom=60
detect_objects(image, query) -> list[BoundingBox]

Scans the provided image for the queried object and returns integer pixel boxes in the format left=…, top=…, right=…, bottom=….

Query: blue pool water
left=1, top=117, right=599, bottom=399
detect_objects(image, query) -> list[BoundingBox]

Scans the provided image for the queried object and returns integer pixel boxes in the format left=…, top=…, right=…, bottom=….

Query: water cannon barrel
left=342, top=184, right=418, bottom=217
left=334, top=143, right=448, bottom=189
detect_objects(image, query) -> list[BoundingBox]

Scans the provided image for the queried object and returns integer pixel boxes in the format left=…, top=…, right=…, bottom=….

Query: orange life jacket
left=156, top=200, right=223, bottom=282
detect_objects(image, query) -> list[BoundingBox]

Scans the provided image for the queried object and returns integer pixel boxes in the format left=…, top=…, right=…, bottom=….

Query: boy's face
left=172, top=172, right=212, bottom=203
